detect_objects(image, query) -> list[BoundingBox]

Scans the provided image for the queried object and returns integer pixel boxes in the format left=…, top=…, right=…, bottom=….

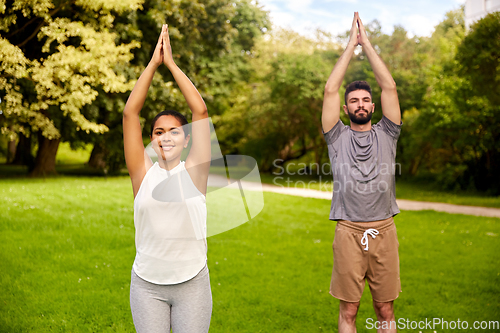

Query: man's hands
left=323, top=12, right=368, bottom=133
left=356, top=13, right=370, bottom=47
left=348, top=12, right=359, bottom=48
left=352, top=13, right=401, bottom=124
left=149, top=24, right=176, bottom=69
left=348, top=12, right=370, bottom=48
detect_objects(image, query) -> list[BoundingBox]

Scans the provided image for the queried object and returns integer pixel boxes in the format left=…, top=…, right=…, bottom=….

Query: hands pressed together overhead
left=349, top=12, right=370, bottom=48
left=151, top=24, right=175, bottom=69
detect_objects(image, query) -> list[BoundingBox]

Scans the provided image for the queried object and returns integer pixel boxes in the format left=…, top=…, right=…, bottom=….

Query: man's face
left=344, top=89, right=375, bottom=125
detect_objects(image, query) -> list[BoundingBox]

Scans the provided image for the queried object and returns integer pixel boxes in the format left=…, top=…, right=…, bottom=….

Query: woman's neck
left=158, top=158, right=181, bottom=170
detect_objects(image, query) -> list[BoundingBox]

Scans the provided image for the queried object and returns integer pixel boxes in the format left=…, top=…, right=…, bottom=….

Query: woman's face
left=150, top=115, right=189, bottom=162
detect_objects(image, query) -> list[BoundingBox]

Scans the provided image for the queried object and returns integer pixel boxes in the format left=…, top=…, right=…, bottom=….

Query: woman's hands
left=149, top=24, right=176, bottom=69
left=150, top=25, right=165, bottom=68
left=162, top=24, right=175, bottom=68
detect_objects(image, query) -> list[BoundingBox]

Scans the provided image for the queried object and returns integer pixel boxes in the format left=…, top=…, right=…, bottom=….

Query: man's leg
left=339, top=300, right=360, bottom=333
left=372, top=301, right=397, bottom=333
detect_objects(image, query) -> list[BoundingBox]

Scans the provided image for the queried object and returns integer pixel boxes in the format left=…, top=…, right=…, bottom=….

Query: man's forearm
left=362, top=42, right=396, bottom=91
left=325, top=43, right=357, bottom=94
left=322, top=12, right=359, bottom=132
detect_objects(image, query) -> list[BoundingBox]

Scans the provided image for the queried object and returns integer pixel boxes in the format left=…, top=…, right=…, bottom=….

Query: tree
left=0, top=0, right=141, bottom=176
left=457, top=12, right=500, bottom=106
left=0, top=0, right=269, bottom=174
left=452, top=12, right=500, bottom=192
left=398, top=7, right=466, bottom=179
left=216, top=28, right=339, bottom=171
left=84, top=0, right=269, bottom=173
left=399, top=9, right=500, bottom=194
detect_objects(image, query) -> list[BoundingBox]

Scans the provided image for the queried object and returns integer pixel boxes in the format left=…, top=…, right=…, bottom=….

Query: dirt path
left=254, top=182, right=500, bottom=218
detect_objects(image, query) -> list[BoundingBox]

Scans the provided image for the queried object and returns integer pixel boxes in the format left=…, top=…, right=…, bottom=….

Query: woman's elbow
left=194, top=106, right=208, bottom=117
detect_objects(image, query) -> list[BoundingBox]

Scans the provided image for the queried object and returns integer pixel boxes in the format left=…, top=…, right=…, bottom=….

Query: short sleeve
left=374, top=115, right=402, bottom=140
left=323, top=119, right=348, bottom=145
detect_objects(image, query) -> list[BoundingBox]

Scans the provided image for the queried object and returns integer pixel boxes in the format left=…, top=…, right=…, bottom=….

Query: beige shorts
left=330, top=217, right=401, bottom=303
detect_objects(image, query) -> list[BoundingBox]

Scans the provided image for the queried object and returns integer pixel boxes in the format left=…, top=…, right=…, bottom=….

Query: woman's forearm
left=123, top=62, right=159, bottom=117
left=167, top=63, right=207, bottom=117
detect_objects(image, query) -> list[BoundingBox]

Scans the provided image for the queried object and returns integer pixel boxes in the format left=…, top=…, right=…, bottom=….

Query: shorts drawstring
left=361, top=228, right=379, bottom=251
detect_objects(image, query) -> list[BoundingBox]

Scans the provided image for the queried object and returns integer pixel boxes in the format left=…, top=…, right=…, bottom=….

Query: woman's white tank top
left=133, top=161, right=207, bottom=284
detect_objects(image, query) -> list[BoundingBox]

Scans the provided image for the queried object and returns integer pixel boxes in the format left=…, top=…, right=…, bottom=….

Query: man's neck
left=350, top=121, right=372, bottom=132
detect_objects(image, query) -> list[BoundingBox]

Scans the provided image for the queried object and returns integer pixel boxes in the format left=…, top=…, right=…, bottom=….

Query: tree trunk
left=7, top=139, right=17, bottom=164
left=87, top=141, right=107, bottom=170
left=11, top=132, right=35, bottom=170
left=30, top=134, right=60, bottom=177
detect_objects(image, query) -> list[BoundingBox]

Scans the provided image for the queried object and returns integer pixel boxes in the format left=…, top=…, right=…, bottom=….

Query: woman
left=123, top=24, right=212, bottom=333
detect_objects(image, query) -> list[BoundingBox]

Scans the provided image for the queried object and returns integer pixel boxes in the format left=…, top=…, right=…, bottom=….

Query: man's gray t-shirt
left=323, top=116, right=402, bottom=222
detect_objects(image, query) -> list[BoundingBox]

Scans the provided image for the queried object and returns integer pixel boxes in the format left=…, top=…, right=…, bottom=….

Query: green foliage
left=90, top=0, right=269, bottom=172
left=217, top=28, right=338, bottom=171
left=400, top=9, right=500, bottom=194
left=0, top=0, right=269, bottom=174
left=0, top=0, right=143, bottom=175
left=122, top=0, right=268, bottom=122
left=457, top=12, right=500, bottom=105
left=0, top=0, right=141, bottom=140
left=201, top=0, right=270, bottom=119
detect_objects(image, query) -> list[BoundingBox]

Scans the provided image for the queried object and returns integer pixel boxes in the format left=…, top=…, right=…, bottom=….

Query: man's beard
left=348, top=108, right=373, bottom=125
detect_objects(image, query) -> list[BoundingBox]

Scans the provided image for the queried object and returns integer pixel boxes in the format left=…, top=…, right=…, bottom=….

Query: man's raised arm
left=322, top=12, right=359, bottom=133
left=357, top=13, right=401, bottom=125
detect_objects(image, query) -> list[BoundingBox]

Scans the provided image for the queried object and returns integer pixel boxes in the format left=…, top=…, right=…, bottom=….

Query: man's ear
left=184, top=134, right=191, bottom=148
left=343, top=105, right=348, bottom=115
left=371, top=103, right=375, bottom=113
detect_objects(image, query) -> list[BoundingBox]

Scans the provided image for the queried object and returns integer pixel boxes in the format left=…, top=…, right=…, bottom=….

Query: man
left=322, top=12, right=402, bottom=333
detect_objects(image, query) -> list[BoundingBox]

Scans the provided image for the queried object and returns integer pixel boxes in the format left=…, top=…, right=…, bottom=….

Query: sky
left=257, top=0, right=466, bottom=38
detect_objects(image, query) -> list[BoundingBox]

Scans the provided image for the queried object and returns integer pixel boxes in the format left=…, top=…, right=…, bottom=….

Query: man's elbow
left=324, top=82, right=340, bottom=95
left=383, top=80, right=397, bottom=92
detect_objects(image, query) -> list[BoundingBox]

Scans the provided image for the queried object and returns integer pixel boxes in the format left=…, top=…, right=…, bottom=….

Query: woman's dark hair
left=150, top=110, right=189, bottom=137
left=344, top=80, right=372, bottom=105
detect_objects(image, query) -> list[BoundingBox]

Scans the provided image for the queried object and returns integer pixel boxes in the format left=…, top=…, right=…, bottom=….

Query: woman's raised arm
left=123, top=26, right=166, bottom=197
left=162, top=25, right=211, bottom=194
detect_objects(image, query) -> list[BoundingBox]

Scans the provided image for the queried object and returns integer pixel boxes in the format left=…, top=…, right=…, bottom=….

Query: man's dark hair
left=150, top=110, right=189, bottom=137
left=344, top=81, right=372, bottom=105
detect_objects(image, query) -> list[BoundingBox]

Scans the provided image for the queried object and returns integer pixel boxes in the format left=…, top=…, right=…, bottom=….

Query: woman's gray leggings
left=130, top=266, right=212, bottom=333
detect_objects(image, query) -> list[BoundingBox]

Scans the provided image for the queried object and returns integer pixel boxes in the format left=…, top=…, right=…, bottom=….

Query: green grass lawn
left=55, top=142, right=94, bottom=165
left=1, top=176, right=499, bottom=332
